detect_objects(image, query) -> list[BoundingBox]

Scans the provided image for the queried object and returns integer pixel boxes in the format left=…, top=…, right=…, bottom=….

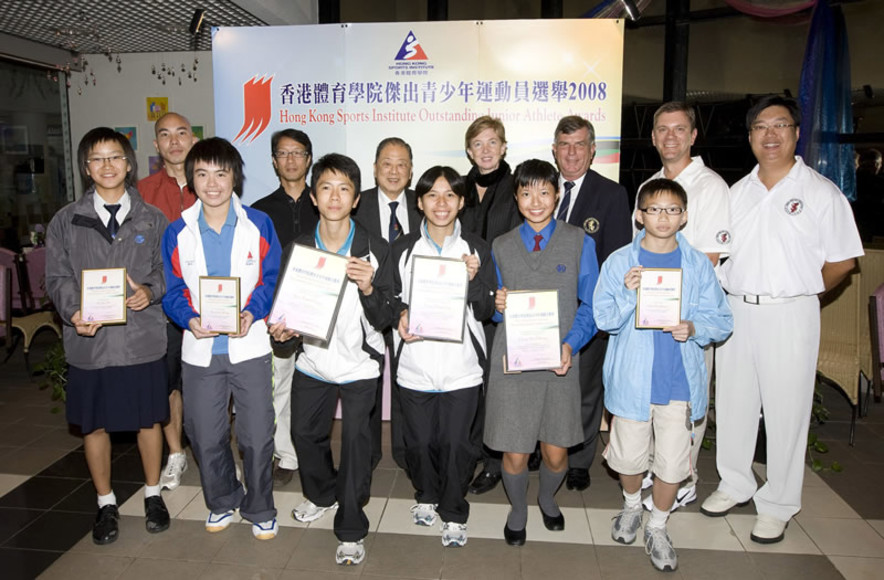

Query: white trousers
left=715, top=294, right=819, bottom=521
left=272, top=352, right=299, bottom=470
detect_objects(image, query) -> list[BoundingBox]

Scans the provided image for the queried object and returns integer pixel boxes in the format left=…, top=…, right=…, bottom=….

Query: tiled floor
left=2, top=332, right=884, bottom=579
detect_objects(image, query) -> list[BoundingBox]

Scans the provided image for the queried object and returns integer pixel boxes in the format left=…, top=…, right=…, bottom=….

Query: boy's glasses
left=86, top=155, right=127, bottom=166
left=639, top=206, right=685, bottom=215
left=749, top=123, right=796, bottom=134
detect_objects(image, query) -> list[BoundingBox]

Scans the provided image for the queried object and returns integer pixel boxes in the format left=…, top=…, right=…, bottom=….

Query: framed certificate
left=503, top=289, right=561, bottom=372
left=269, top=244, right=349, bottom=342
left=636, top=268, right=682, bottom=329
left=80, top=268, right=127, bottom=324
left=407, top=255, right=468, bottom=342
left=199, top=276, right=241, bottom=334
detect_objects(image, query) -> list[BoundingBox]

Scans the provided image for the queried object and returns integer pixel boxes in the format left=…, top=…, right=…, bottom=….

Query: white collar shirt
left=93, top=190, right=131, bottom=229
left=719, top=156, right=863, bottom=297
left=556, top=172, right=587, bottom=221
left=377, top=189, right=410, bottom=241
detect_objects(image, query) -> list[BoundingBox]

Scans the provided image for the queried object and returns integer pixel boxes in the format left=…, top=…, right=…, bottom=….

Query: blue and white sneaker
left=410, top=503, right=438, bottom=526
left=252, top=518, right=278, bottom=540
left=205, top=509, right=235, bottom=533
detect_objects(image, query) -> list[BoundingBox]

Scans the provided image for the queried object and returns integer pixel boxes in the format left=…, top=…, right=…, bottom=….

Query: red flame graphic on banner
left=233, top=75, right=273, bottom=144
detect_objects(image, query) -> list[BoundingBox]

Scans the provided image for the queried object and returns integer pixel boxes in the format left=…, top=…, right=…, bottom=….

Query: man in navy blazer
left=353, top=137, right=421, bottom=471
left=552, top=116, right=632, bottom=491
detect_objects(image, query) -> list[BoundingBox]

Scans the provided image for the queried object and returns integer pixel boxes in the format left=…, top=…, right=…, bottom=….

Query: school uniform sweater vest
left=492, top=222, right=584, bottom=345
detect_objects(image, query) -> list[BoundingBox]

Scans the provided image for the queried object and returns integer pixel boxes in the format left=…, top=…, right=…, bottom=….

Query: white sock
left=144, top=484, right=161, bottom=498
left=623, top=489, right=642, bottom=509
left=97, top=491, right=117, bottom=508
left=647, top=505, right=670, bottom=530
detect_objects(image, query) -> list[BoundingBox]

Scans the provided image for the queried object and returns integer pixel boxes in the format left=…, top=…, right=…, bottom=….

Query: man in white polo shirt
left=701, top=95, right=862, bottom=544
left=636, top=102, right=730, bottom=512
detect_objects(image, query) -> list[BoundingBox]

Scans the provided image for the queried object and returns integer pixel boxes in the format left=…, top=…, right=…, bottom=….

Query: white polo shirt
left=719, top=156, right=863, bottom=298
left=636, top=156, right=731, bottom=255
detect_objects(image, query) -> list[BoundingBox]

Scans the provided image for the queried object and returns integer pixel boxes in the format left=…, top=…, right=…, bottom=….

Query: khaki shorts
left=604, top=401, right=693, bottom=484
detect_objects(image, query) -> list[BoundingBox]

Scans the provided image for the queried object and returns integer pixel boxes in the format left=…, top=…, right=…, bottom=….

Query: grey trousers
left=183, top=353, right=276, bottom=524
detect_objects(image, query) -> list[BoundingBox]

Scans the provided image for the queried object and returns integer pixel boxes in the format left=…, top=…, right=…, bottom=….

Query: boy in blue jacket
left=593, top=178, right=732, bottom=572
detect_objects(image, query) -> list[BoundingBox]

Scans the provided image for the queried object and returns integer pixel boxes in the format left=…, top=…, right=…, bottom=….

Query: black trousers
left=370, top=329, right=408, bottom=470
left=567, top=333, right=608, bottom=470
left=401, top=386, right=479, bottom=524
left=469, top=320, right=502, bottom=475
left=291, top=371, right=376, bottom=542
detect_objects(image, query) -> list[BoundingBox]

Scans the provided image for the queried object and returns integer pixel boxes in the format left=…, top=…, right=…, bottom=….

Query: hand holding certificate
left=199, top=277, right=241, bottom=334
left=636, top=268, right=682, bottom=329
left=269, top=244, right=349, bottom=342
left=80, top=268, right=127, bottom=324
left=407, top=256, right=468, bottom=342
left=503, top=289, right=561, bottom=372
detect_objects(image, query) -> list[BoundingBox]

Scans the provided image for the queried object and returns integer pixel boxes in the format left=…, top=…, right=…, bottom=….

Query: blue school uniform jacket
left=593, top=231, right=733, bottom=422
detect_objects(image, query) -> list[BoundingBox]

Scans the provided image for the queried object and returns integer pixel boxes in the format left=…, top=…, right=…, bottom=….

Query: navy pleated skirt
left=66, top=358, right=170, bottom=433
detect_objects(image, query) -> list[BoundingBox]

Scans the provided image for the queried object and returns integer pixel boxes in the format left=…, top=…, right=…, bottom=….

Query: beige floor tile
left=439, top=536, right=522, bottom=580
left=38, top=551, right=133, bottom=580
left=271, top=490, right=310, bottom=529
left=0, top=473, right=28, bottom=497
left=284, top=528, right=365, bottom=575
left=308, top=496, right=386, bottom=533
left=198, top=563, right=282, bottom=579
left=797, top=517, right=884, bottom=557
left=448, top=500, right=510, bottom=541
left=519, top=540, right=601, bottom=579
left=796, top=484, right=861, bottom=518
left=361, top=533, right=442, bottom=578
left=524, top=505, right=592, bottom=544
left=667, top=512, right=745, bottom=551
left=828, top=555, right=884, bottom=580
left=866, top=519, right=884, bottom=538
left=176, top=489, right=245, bottom=524
left=139, top=518, right=230, bottom=561
left=586, top=508, right=625, bottom=547
left=726, top=514, right=821, bottom=554
left=68, top=515, right=158, bottom=557
left=278, top=571, right=360, bottom=580
left=213, top=522, right=301, bottom=568
left=113, top=557, right=208, bottom=580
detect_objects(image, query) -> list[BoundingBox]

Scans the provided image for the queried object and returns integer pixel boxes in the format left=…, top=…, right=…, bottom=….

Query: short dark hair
left=746, top=95, right=801, bottom=130
left=374, top=137, right=413, bottom=162
left=271, top=128, right=313, bottom=157
left=185, top=138, right=245, bottom=196
left=653, top=102, right=697, bottom=131
left=77, top=127, right=138, bottom=191
left=513, top=159, right=559, bottom=193
left=414, top=166, right=465, bottom=198
left=554, top=115, right=595, bottom=143
left=311, top=153, right=361, bottom=193
left=637, top=178, right=688, bottom=209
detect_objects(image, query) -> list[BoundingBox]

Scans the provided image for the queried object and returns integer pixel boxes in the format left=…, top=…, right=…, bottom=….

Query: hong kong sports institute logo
left=390, top=31, right=434, bottom=74
left=233, top=74, right=273, bottom=145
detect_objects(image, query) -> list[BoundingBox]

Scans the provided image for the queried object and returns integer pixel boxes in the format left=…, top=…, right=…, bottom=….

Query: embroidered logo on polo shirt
left=245, top=250, right=256, bottom=266
left=134, top=234, right=145, bottom=244
left=784, top=199, right=804, bottom=216
left=583, top=217, right=600, bottom=234
left=716, top=230, right=730, bottom=245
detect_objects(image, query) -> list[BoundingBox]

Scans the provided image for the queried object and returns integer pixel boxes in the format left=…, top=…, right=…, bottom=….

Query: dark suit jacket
left=566, top=169, right=632, bottom=266
left=354, top=187, right=422, bottom=241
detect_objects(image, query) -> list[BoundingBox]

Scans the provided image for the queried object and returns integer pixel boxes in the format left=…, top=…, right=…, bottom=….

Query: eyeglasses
left=273, top=150, right=310, bottom=159
left=86, top=155, right=127, bottom=166
left=750, top=123, right=796, bottom=134
left=639, top=206, right=685, bottom=216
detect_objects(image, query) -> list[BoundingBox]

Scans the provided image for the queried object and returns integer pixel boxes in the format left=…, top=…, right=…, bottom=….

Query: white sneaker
left=441, top=521, right=468, bottom=547
left=160, top=452, right=188, bottom=491
left=252, top=518, right=278, bottom=540
left=641, top=472, right=653, bottom=490
left=750, top=514, right=788, bottom=544
left=335, top=539, right=365, bottom=565
left=642, top=484, right=698, bottom=512
left=645, top=525, right=678, bottom=572
left=292, top=499, right=338, bottom=523
left=205, top=510, right=235, bottom=533
left=410, top=503, right=438, bottom=526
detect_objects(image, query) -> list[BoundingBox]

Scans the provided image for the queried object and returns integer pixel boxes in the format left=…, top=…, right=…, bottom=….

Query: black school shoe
left=503, top=523, right=526, bottom=546
left=468, top=470, right=501, bottom=495
left=145, top=495, right=171, bottom=533
left=540, top=506, right=565, bottom=531
left=565, top=468, right=590, bottom=491
left=93, top=505, right=120, bottom=545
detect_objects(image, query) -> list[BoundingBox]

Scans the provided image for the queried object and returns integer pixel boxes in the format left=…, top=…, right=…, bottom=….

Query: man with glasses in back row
left=702, top=96, right=862, bottom=544
left=251, top=129, right=318, bottom=487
